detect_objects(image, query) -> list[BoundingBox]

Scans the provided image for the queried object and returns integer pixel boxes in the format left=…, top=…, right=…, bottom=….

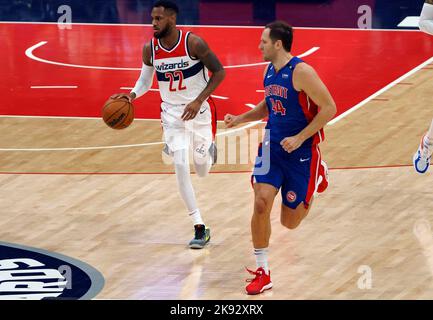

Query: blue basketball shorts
left=251, top=141, right=322, bottom=209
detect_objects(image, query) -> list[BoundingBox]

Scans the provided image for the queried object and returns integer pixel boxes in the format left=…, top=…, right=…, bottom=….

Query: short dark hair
left=153, top=0, right=179, bottom=15
left=265, top=21, right=293, bottom=52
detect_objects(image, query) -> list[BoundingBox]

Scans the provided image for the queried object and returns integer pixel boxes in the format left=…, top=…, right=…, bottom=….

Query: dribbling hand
left=110, top=93, right=134, bottom=103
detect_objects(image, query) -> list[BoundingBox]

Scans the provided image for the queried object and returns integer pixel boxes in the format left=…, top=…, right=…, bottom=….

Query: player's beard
left=261, top=48, right=272, bottom=62
left=154, top=25, right=170, bottom=39
left=264, top=49, right=277, bottom=62
left=263, top=53, right=272, bottom=62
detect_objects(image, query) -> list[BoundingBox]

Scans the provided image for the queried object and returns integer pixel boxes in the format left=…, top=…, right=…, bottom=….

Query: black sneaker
left=188, top=224, right=211, bottom=249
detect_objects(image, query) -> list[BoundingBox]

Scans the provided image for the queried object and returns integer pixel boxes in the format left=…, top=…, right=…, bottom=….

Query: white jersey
left=151, top=30, right=209, bottom=105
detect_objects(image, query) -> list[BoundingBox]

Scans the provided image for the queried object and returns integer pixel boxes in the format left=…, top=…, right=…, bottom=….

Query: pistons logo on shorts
left=286, top=191, right=297, bottom=203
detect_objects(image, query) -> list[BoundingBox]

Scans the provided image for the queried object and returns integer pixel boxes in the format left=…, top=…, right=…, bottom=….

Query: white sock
left=423, top=135, right=433, bottom=158
left=426, top=119, right=433, bottom=141
left=173, top=149, right=205, bottom=226
left=254, top=248, right=269, bottom=274
left=189, top=209, right=204, bottom=226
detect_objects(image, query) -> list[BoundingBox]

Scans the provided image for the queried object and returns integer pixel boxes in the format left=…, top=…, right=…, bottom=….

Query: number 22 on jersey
left=165, top=71, right=187, bottom=92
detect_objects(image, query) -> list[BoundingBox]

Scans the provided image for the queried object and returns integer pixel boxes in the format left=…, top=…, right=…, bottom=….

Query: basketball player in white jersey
left=413, top=0, right=433, bottom=173
left=112, top=0, right=226, bottom=248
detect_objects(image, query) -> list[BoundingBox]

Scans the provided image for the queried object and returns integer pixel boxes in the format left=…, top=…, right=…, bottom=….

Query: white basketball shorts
left=160, top=99, right=216, bottom=157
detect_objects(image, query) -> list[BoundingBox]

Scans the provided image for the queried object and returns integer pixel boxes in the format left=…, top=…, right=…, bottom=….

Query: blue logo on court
left=0, top=241, right=104, bottom=300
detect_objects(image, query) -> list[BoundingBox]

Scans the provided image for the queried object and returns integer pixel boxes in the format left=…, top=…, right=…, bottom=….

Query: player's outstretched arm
left=281, top=64, right=336, bottom=153
left=420, top=0, right=433, bottom=35
left=182, top=34, right=226, bottom=121
left=224, top=99, right=268, bottom=128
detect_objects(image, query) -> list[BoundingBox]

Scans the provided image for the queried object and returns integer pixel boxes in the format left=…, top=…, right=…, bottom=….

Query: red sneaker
left=245, top=267, right=272, bottom=295
left=317, top=160, right=329, bottom=193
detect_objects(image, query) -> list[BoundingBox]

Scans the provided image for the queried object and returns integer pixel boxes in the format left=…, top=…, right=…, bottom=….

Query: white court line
left=0, top=141, right=165, bottom=152
left=119, top=87, right=229, bottom=100
left=329, top=56, right=433, bottom=125
left=398, top=16, right=420, bottom=28
left=226, top=47, right=320, bottom=69
left=209, top=94, right=229, bottom=100
left=25, top=41, right=319, bottom=71
left=0, top=115, right=230, bottom=123
left=120, top=87, right=159, bottom=92
left=31, top=86, right=77, bottom=89
left=256, top=90, right=264, bottom=93
left=0, top=21, right=422, bottom=31
left=25, top=42, right=138, bottom=71
left=0, top=105, right=261, bottom=151
left=0, top=115, right=160, bottom=121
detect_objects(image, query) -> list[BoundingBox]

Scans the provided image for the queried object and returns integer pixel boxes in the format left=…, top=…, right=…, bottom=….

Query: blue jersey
left=263, top=57, right=324, bottom=149
left=252, top=57, right=327, bottom=210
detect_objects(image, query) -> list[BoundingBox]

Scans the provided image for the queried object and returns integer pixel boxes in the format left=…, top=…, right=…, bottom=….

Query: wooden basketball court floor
left=1, top=22, right=433, bottom=299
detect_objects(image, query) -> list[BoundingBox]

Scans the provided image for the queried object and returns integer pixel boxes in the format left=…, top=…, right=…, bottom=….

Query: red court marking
left=331, top=164, right=413, bottom=170
left=1, top=23, right=433, bottom=121
left=0, top=164, right=416, bottom=175
left=0, top=171, right=254, bottom=175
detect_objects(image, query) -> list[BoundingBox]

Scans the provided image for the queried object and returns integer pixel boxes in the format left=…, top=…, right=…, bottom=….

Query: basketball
left=102, top=97, right=134, bottom=129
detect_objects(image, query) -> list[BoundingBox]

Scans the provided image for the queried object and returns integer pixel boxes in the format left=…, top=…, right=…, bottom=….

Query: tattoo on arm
left=191, top=36, right=224, bottom=73
left=187, top=34, right=225, bottom=103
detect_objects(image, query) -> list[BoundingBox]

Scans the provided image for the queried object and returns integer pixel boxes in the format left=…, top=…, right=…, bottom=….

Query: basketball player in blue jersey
left=413, top=0, right=433, bottom=174
left=225, top=21, right=336, bottom=295
left=112, top=0, right=226, bottom=249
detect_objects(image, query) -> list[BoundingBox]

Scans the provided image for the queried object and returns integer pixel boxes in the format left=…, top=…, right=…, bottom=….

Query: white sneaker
left=413, top=135, right=431, bottom=174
